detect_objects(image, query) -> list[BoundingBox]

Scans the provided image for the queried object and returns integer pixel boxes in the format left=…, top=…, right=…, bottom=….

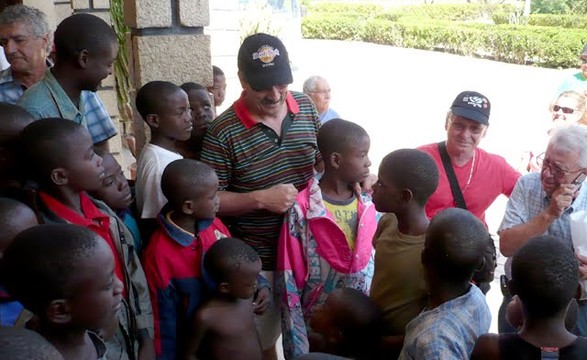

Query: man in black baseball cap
left=201, top=33, right=321, bottom=360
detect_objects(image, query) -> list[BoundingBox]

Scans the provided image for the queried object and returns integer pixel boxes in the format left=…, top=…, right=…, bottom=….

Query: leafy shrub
left=528, top=14, right=587, bottom=28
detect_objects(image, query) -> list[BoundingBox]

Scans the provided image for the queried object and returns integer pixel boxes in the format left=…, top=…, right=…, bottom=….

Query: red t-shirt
left=39, top=191, right=128, bottom=296
left=418, top=143, right=521, bottom=226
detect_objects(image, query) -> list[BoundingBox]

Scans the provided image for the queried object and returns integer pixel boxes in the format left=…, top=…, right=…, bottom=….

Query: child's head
left=0, top=103, right=35, bottom=180
left=511, top=235, right=579, bottom=320
left=53, top=13, right=118, bottom=92
left=208, top=65, right=226, bottom=107
left=309, top=288, right=382, bottom=356
left=136, top=81, right=192, bottom=142
left=0, top=224, right=123, bottom=330
left=161, top=159, right=219, bottom=219
left=20, top=118, right=104, bottom=191
left=0, top=327, right=64, bottom=360
left=204, top=237, right=261, bottom=299
left=0, top=197, right=38, bottom=259
left=180, top=82, right=215, bottom=142
left=89, top=150, right=132, bottom=211
left=372, top=149, right=439, bottom=213
left=317, top=119, right=371, bottom=183
left=423, top=208, right=488, bottom=286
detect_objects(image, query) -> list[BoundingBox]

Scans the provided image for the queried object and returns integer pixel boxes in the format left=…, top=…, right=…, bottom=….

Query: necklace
left=462, top=149, right=476, bottom=192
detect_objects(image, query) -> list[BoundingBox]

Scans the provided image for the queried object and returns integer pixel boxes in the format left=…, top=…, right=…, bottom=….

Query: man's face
left=307, top=78, right=331, bottom=115
left=445, top=115, right=487, bottom=153
left=243, top=82, right=289, bottom=118
left=0, top=21, right=48, bottom=75
left=540, top=144, right=585, bottom=197
left=84, top=42, right=118, bottom=92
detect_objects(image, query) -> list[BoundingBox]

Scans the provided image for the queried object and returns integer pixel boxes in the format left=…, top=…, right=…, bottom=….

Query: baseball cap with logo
left=450, top=91, right=491, bottom=125
left=237, top=33, right=293, bottom=91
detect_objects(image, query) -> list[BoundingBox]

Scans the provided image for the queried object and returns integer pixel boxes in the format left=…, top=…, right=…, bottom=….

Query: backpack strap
left=437, top=141, right=467, bottom=209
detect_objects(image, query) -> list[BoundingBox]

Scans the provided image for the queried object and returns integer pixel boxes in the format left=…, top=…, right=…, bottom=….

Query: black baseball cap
left=237, top=33, right=293, bottom=91
left=450, top=91, right=491, bottom=125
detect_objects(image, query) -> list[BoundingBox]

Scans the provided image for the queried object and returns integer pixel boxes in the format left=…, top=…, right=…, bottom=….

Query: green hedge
left=528, top=14, right=587, bottom=28
left=302, top=13, right=587, bottom=68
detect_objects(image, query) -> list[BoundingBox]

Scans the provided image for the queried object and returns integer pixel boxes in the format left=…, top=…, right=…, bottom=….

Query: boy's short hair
left=161, top=159, right=216, bottom=207
left=0, top=103, right=35, bottom=144
left=20, top=118, right=85, bottom=183
left=512, top=235, right=579, bottom=319
left=317, top=119, right=369, bottom=158
left=424, top=208, right=488, bottom=284
left=0, top=224, right=102, bottom=317
left=0, top=327, right=64, bottom=360
left=180, top=82, right=206, bottom=93
left=380, top=149, right=439, bottom=206
left=204, top=237, right=259, bottom=284
left=330, top=288, right=382, bottom=343
left=212, top=65, right=224, bottom=77
left=135, top=81, right=183, bottom=120
left=0, top=198, right=37, bottom=252
left=54, top=13, right=116, bottom=61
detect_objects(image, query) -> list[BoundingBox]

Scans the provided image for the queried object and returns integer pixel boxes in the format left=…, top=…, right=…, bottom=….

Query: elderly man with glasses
left=499, top=125, right=587, bottom=335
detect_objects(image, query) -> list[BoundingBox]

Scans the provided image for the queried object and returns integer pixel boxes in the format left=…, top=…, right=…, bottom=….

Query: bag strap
left=437, top=141, right=467, bottom=209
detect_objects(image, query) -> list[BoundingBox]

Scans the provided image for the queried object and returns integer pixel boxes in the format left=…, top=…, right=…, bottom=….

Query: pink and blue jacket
left=276, top=178, right=377, bottom=359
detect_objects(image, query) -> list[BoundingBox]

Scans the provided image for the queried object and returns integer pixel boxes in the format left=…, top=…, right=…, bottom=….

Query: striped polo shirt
left=201, top=90, right=320, bottom=270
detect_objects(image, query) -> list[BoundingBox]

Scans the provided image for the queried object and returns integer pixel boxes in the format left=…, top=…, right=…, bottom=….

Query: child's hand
left=253, top=288, right=271, bottom=315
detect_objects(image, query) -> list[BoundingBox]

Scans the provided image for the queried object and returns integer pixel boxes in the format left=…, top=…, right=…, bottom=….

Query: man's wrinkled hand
left=258, top=184, right=298, bottom=213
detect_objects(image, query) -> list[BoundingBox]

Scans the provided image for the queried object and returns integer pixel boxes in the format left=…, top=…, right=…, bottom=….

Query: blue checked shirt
left=499, top=172, right=587, bottom=277
left=11, top=69, right=117, bottom=144
left=399, top=285, right=491, bottom=360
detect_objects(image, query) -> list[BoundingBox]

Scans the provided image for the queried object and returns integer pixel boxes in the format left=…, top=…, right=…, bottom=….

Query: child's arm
left=253, top=274, right=271, bottom=315
left=182, top=309, right=209, bottom=360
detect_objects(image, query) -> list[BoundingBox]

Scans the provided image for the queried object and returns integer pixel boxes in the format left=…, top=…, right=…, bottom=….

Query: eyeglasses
left=448, top=118, right=485, bottom=135
left=536, top=153, right=583, bottom=178
left=553, top=105, right=577, bottom=114
left=309, top=89, right=331, bottom=95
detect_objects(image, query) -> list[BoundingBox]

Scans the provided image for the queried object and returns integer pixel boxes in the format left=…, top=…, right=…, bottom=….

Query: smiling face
left=68, top=236, right=124, bottom=330
left=540, top=144, right=585, bottom=197
left=445, top=115, right=487, bottom=154
left=0, top=21, right=48, bottom=75
left=552, top=95, right=584, bottom=126
left=60, top=129, right=105, bottom=192
left=84, top=42, right=118, bottom=92
left=92, top=153, right=132, bottom=211
left=239, top=72, right=288, bottom=118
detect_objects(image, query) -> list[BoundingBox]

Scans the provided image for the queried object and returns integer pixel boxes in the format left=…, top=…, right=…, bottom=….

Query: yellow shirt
left=323, top=195, right=358, bottom=249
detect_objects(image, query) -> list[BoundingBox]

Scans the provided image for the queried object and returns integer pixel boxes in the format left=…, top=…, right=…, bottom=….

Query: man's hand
left=546, top=184, right=576, bottom=218
left=253, top=287, right=271, bottom=315
left=577, top=253, right=587, bottom=280
left=257, top=184, right=298, bottom=213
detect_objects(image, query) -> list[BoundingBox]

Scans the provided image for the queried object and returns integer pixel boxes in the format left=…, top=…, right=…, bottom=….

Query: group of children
left=0, top=56, right=585, bottom=360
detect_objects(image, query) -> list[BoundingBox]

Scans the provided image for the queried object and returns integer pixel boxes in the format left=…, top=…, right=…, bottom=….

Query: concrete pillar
left=124, top=0, right=213, bottom=153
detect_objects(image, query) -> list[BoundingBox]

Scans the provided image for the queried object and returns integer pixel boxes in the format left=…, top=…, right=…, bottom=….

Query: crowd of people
left=2, top=4, right=587, bottom=360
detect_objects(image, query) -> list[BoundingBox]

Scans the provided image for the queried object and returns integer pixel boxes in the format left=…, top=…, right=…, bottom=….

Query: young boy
left=19, top=118, right=155, bottom=360
left=471, top=235, right=587, bottom=359
left=90, top=150, right=142, bottom=254
left=277, top=118, right=377, bottom=359
left=208, top=65, right=226, bottom=109
left=0, top=224, right=124, bottom=360
left=0, top=197, right=38, bottom=327
left=0, top=327, right=64, bottom=360
left=177, top=82, right=216, bottom=160
left=399, top=208, right=491, bottom=360
left=184, top=237, right=264, bottom=360
left=308, top=287, right=383, bottom=360
left=0, top=103, right=35, bottom=200
left=135, top=81, right=192, bottom=220
left=142, top=158, right=230, bottom=359
left=370, top=149, right=439, bottom=336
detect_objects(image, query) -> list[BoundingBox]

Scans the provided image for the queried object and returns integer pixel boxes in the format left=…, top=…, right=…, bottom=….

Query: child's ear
left=182, top=200, right=195, bottom=215
left=77, top=49, right=89, bottom=69
left=218, top=282, right=230, bottom=294
left=50, top=168, right=69, bottom=186
left=400, top=188, right=413, bottom=203
left=46, top=299, right=72, bottom=325
left=329, top=152, right=342, bottom=169
left=145, top=114, right=160, bottom=128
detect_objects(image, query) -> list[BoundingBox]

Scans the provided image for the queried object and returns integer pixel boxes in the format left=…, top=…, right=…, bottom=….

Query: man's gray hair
left=303, top=75, right=325, bottom=94
left=0, top=5, right=51, bottom=49
left=550, top=125, right=587, bottom=168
